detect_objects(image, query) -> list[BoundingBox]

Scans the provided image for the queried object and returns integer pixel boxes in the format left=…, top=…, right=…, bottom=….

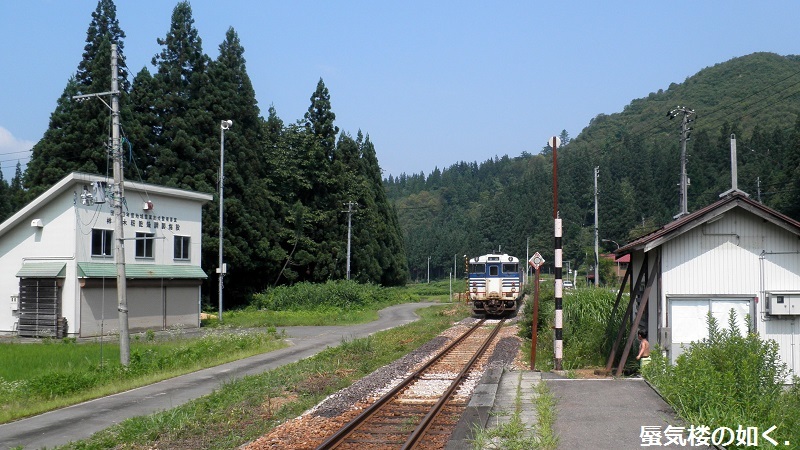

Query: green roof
left=78, top=263, right=207, bottom=279
left=16, top=262, right=67, bottom=278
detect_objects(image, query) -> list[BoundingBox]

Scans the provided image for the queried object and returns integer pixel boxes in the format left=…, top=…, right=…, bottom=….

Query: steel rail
left=314, top=319, right=488, bottom=450
left=402, top=318, right=505, bottom=449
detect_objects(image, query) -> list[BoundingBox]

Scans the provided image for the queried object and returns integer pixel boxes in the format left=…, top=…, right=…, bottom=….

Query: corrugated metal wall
left=79, top=283, right=200, bottom=337
left=659, top=209, right=800, bottom=381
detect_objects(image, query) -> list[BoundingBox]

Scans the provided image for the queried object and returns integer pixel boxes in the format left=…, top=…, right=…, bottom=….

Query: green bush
left=644, top=310, right=799, bottom=448
left=27, top=371, right=99, bottom=398
left=251, top=280, right=388, bottom=311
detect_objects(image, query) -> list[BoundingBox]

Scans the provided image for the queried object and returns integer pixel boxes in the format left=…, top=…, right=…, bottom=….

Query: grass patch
left=205, top=279, right=461, bottom=328
left=0, top=328, right=286, bottom=423
left=53, top=303, right=471, bottom=449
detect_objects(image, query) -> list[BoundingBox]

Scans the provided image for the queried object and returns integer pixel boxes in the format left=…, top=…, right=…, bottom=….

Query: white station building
left=0, top=172, right=213, bottom=338
left=611, top=190, right=800, bottom=382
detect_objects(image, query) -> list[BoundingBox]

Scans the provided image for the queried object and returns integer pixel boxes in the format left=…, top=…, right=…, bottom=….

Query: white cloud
left=0, top=126, right=35, bottom=180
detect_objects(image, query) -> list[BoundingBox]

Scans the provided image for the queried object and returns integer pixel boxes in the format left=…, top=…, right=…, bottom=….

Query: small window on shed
left=135, top=232, right=155, bottom=258
left=91, top=229, right=113, bottom=257
left=174, top=236, right=190, bottom=260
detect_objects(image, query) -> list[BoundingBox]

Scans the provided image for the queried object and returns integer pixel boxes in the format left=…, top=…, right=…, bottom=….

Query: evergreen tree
left=145, top=1, right=211, bottom=191
left=304, top=78, right=339, bottom=160
left=358, top=134, right=408, bottom=285
left=199, top=27, right=278, bottom=305
left=25, top=0, right=129, bottom=196
left=0, top=169, right=10, bottom=221
left=290, top=79, right=343, bottom=282
left=10, top=162, right=25, bottom=213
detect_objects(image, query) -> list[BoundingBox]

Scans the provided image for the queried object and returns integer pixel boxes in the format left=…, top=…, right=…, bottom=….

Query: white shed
left=606, top=191, right=800, bottom=381
left=0, top=172, right=213, bottom=338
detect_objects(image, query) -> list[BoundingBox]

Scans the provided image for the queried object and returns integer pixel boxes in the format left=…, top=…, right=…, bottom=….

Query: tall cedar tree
left=146, top=1, right=212, bottom=192
left=295, top=79, right=343, bottom=281
left=0, top=170, right=10, bottom=221
left=199, top=27, right=280, bottom=305
left=24, top=0, right=130, bottom=198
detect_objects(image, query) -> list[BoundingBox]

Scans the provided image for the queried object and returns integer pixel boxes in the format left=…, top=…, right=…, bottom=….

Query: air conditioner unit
left=766, top=292, right=800, bottom=316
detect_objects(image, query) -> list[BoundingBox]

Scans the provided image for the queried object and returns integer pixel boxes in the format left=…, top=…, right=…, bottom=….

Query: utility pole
left=668, top=106, right=695, bottom=218
left=342, top=201, right=356, bottom=280
left=757, top=177, right=762, bottom=203
left=549, top=135, right=563, bottom=371
left=594, top=166, right=599, bottom=287
left=74, top=44, right=129, bottom=365
left=110, top=45, right=129, bottom=365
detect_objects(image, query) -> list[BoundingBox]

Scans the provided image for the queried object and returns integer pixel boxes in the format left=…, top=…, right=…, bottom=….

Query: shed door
left=18, top=278, right=65, bottom=338
left=668, top=297, right=751, bottom=363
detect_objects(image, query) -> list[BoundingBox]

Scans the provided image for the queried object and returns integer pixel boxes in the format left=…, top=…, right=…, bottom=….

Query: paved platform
left=446, top=369, right=542, bottom=449
left=448, top=369, right=716, bottom=450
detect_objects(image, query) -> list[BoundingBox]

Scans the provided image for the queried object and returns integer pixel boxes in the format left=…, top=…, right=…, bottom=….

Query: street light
left=427, top=256, right=431, bottom=283
left=218, top=119, right=232, bottom=322
left=602, top=239, right=620, bottom=277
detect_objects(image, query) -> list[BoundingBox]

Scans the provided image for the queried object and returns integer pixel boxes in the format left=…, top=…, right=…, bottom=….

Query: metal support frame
left=612, top=254, right=660, bottom=376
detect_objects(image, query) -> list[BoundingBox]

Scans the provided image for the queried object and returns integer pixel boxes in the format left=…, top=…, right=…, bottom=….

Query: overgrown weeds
left=518, top=285, right=620, bottom=370
left=214, top=280, right=453, bottom=328
left=644, top=310, right=800, bottom=449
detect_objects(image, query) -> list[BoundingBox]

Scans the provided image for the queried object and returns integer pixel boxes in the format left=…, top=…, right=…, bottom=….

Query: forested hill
left=385, top=52, right=800, bottom=282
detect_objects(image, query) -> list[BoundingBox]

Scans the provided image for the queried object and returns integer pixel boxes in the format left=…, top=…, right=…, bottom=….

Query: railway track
left=314, top=318, right=506, bottom=450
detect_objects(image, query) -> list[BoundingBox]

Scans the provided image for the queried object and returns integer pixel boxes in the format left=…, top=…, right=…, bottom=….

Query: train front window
left=470, top=263, right=486, bottom=274
left=503, top=263, right=519, bottom=273
left=489, top=265, right=499, bottom=276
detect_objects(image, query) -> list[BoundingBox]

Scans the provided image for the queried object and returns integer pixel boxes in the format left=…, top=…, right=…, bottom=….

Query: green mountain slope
left=387, top=52, right=800, bottom=282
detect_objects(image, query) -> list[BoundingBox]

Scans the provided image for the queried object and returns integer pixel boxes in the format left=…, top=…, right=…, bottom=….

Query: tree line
left=386, top=52, right=800, bottom=284
left=0, top=0, right=408, bottom=308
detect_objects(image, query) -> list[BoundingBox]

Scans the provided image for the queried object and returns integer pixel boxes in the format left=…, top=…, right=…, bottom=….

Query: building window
left=91, top=229, right=113, bottom=257
left=135, top=232, right=155, bottom=258
left=174, top=236, right=190, bottom=260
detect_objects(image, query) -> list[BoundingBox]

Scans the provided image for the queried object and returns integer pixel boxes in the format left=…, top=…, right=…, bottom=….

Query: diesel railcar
left=468, top=253, right=523, bottom=316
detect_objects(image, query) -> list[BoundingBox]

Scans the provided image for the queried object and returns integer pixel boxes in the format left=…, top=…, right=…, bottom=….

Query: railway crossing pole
left=529, top=252, right=545, bottom=370
left=549, top=135, right=563, bottom=371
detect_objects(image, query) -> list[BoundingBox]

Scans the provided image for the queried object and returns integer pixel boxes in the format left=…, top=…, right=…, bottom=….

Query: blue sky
left=1, top=1, right=799, bottom=182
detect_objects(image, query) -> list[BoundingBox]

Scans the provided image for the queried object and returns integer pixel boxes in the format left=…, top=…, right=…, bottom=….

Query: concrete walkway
left=548, top=377, right=715, bottom=450
left=0, top=302, right=437, bottom=450
left=449, top=370, right=715, bottom=450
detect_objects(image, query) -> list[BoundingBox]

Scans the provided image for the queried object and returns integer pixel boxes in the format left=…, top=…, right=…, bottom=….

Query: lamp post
left=602, top=239, right=620, bottom=278
left=427, top=256, right=431, bottom=283
left=218, top=119, right=232, bottom=322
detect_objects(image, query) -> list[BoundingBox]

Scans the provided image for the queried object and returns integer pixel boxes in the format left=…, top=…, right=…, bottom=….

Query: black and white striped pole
left=549, top=135, right=563, bottom=371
